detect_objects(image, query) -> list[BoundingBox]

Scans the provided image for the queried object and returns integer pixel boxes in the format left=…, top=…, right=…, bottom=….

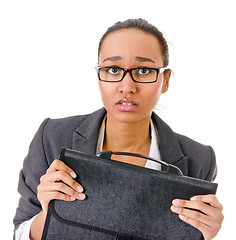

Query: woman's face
left=98, top=28, right=169, bottom=124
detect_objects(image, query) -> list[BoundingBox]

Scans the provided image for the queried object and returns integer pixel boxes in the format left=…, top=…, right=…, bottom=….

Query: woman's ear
left=162, top=71, right=171, bottom=93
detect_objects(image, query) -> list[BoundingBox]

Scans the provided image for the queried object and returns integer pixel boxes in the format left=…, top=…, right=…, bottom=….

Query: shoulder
left=175, top=133, right=214, bottom=161
left=39, top=108, right=106, bottom=160
left=175, top=132, right=217, bottom=181
left=151, top=112, right=216, bottom=181
left=43, top=108, right=106, bottom=137
left=44, top=113, right=90, bottom=135
left=40, top=114, right=89, bottom=147
left=26, top=114, right=89, bottom=165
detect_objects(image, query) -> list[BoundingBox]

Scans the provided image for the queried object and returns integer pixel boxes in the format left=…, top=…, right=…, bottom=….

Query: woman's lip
left=116, top=98, right=138, bottom=112
left=116, top=98, right=137, bottom=105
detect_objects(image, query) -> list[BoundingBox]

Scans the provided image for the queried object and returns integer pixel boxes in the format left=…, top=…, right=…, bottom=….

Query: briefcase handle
left=96, top=151, right=183, bottom=176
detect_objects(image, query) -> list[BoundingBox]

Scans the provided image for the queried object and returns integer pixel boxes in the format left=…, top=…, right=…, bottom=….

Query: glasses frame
left=96, top=66, right=169, bottom=83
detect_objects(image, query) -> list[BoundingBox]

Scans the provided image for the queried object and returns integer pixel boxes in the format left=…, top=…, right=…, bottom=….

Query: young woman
left=14, top=18, right=223, bottom=240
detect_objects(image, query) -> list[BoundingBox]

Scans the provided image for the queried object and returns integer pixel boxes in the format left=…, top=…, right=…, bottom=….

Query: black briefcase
left=42, top=148, right=217, bottom=240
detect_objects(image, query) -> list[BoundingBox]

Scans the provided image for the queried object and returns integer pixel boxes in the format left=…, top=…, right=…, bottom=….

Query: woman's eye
left=137, top=68, right=151, bottom=75
left=108, top=67, right=119, bottom=74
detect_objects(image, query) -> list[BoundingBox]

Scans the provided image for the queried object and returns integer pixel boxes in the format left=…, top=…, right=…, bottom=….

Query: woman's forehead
left=99, top=29, right=163, bottom=65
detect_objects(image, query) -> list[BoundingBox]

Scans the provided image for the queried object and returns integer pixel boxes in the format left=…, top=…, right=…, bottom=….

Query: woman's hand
left=37, top=159, right=86, bottom=212
left=170, top=194, right=224, bottom=240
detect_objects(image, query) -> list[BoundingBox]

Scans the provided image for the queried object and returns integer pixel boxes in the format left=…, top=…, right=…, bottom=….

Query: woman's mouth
left=116, top=98, right=137, bottom=112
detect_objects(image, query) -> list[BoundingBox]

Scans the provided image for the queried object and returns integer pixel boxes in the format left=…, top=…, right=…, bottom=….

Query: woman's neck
left=102, top=114, right=151, bottom=155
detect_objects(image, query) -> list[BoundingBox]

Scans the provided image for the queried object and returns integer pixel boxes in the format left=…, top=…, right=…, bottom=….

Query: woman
left=14, top=18, right=223, bottom=240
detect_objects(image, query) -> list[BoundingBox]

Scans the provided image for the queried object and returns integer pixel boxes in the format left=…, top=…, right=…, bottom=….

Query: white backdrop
left=1, top=0, right=235, bottom=238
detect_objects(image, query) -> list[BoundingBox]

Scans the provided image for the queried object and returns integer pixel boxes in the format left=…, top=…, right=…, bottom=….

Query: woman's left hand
left=170, top=194, right=224, bottom=240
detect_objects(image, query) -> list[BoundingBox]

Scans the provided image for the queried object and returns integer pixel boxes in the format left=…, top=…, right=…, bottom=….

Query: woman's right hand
left=37, top=159, right=85, bottom=212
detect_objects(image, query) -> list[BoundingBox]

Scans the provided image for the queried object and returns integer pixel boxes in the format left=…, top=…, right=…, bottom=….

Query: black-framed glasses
left=96, top=66, right=168, bottom=83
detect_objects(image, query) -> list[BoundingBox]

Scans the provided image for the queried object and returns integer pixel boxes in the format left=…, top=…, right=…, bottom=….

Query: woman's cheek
left=145, top=81, right=163, bottom=107
left=98, top=81, right=113, bottom=107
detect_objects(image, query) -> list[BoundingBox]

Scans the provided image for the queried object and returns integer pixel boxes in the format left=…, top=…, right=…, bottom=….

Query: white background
left=1, top=0, right=235, bottom=238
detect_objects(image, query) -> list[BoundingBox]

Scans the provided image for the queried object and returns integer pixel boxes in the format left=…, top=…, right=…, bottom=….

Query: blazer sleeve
left=204, top=146, right=217, bottom=182
left=13, top=118, right=51, bottom=229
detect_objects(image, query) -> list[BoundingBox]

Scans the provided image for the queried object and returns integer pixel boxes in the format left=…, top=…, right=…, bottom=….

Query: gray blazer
left=13, top=108, right=217, bottom=228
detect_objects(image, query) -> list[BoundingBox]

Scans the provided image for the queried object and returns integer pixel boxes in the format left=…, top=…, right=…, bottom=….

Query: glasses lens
left=99, top=67, right=123, bottom=82
left=132, top=68, right=158, bottom=83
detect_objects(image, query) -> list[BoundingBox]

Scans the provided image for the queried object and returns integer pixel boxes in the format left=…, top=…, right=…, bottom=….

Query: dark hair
left=98, top=18, right=169, bottom=67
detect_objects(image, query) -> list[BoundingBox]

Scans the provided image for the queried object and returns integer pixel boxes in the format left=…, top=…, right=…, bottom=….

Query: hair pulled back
left=98, top=18, right=169, bottom=67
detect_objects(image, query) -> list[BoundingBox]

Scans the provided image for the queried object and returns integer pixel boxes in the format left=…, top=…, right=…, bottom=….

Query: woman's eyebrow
left=135, top=56, right=155, bottom=63
left=103, top=56, right=122, bottom=62
left=102, top=56, right=155, bottom=63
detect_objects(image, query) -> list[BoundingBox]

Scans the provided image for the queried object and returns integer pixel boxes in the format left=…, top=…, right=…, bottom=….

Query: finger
left=190, top=194, right=223, bottom=209
left=47, top=159, right=77, bottom=179
left=170, top=205, right=210, bottom=227
left=171, top=198, right=224, bottom=227
left=38, top=183, right=86, bottom=212
left=41, top=191, right=79, bottom=212
left=172, top=199, right=213, bottom=216
left=49, top=191, right=80, bottom=201
left=171, top=196, right=224, bottom=240
left=53, top=182, right=85, bottom=200
left=178, top=214, right=210, bottom=235
left=41, top=181, right=85, bottom=199
left=178, top=213, right=221, bottom=240
left=41, top=170, right=84, bottom=193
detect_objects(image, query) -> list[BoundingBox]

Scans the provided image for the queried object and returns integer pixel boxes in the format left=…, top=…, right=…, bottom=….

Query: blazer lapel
left=152, top=112, right=189, bottom=176
left=72, top=108, right=107, bottom=155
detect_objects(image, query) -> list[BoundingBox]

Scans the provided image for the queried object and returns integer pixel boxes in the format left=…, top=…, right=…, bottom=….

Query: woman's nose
left=118, top=72, right=137, bottom=94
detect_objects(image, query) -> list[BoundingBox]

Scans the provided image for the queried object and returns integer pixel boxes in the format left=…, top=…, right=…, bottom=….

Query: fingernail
left=190, top=196, right=199, bottom=201
left=70, top=172, right=77, bottom=178
left=70, top=196, right=76, bottom=200
left=179, top=214, right=185, bottom=220
left=78, top=193, right=85, bottom=200
left=77, top=185, right=83, bottom=192
left=173, top=199, right=181, bottom=206
left=171, top=206, right=179, bottom=212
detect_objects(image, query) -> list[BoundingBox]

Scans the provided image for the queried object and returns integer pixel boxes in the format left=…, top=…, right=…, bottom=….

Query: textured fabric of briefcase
left=42, top=148, right=217, bottom=240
